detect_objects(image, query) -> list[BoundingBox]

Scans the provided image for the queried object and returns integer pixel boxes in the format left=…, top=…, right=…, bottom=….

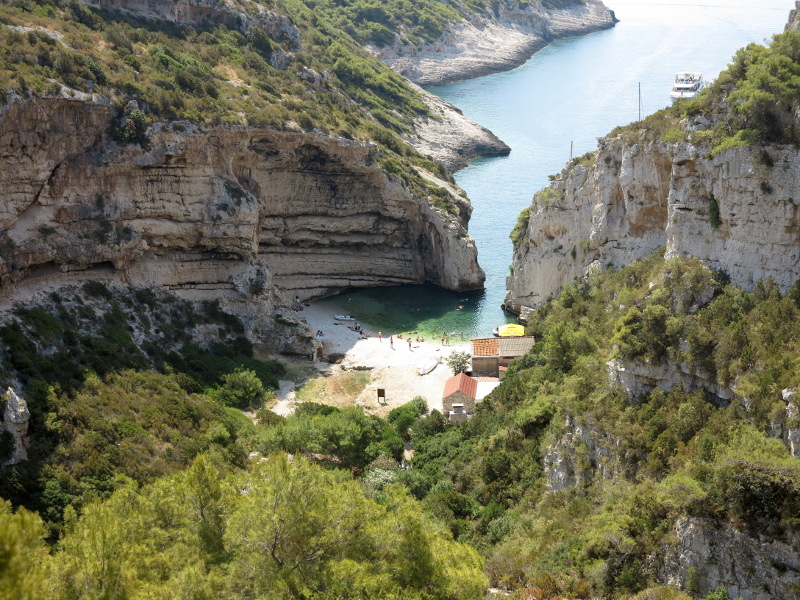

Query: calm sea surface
left=319, top=0, right=791, bottom=340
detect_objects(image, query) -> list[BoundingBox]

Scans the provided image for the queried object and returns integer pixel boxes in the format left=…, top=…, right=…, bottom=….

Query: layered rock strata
left=505, top=137, right=800, bottom=313
left=371, top=0, right=617, bottom=86
left=0, top=97, right=484, bottom=347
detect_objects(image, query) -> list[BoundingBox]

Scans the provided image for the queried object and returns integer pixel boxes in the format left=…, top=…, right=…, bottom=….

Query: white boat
left=670, top=72, right=704, bottom=103
left=334, top=314, right=356, bottom=321
left=418, top=356, right=440, bottom=376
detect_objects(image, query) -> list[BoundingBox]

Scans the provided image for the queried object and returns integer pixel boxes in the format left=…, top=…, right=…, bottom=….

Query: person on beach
left=390, top=336, right=394, bottom=349
left=407, top=337, right=412, bottom=350
left=378, top=331, right=382, bottom=342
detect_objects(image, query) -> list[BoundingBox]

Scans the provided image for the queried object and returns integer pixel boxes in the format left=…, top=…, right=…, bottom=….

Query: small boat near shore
left=670, top=72, right=704, bottom=103
left=418, top=356, right=440, bottom=376
left=335, top=314, right=356, bottom=321
left=493, top=323, right=526, bottom=337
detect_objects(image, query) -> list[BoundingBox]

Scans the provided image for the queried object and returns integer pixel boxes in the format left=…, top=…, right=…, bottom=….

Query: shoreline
left=372, top=0, right=617, bottom=88
left=285, top=301, right=472, bottom=416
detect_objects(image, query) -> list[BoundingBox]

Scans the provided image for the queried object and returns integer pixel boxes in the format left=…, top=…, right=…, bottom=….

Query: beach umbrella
left=498, top=323, right=525, bottom=337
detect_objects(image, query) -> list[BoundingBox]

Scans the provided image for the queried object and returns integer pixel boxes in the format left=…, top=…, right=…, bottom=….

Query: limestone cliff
left=505, top=135, right=800, bottom=313
left=1, top=387, right=30, bottom=465
left=0, top=96, right=484, bottom=348
left=659, top=518, right=800, bottom=600
left=371, top=0, right=617, bottom=86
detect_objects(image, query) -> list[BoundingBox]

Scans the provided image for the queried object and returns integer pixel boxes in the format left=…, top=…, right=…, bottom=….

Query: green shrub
left=217, top=368, right=268, bottom=409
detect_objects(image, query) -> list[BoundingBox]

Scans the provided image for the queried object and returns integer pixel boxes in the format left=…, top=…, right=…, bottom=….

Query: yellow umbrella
left=498, top=323, right=525, bottom=337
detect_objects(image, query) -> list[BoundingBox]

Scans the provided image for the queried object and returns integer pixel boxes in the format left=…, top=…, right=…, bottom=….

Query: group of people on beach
left=383, top=334, right=415, bottom=351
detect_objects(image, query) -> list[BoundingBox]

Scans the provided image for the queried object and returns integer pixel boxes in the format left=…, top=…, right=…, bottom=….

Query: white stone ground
left=285, top=302, right=472, bottom=416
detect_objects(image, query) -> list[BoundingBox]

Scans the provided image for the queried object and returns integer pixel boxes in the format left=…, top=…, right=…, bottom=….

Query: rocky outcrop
left=505, top=135, right=800, bottom=313
left=83, top=0, right=302, bottom=65
left=770, top=388, right=800, bottom=458
left=543, top=415, right=619, bottom=491
left=607, top=358, right=734, bottom=407
left=408, top=84, right=510, bottom=171
left=371, top=0, right=617, bottom=86
left=0, top=96, right=484, bottom=347
left=1, top=387, right=30, bottom=465
left=787, top=1, right=800, bottom=32
left=659, top=517, right=800, bottom=600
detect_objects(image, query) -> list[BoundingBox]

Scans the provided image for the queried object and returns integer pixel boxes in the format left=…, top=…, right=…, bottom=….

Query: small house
left=442, top=373, right=478, bottom=423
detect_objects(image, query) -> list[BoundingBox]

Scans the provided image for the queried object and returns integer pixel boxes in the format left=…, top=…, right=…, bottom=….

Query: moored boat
left=670, top=72, right=704, bottom=102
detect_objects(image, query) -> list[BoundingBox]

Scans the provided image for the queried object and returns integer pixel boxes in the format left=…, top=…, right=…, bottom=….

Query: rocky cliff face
left=659, top=518, right=800, bottom=600
left=0, top=96, right=484, bottom=347
left=505, top=136, right=800, bottom=313
left=543, top=415, right=619, bottom=491
left=371, top=0, right=617, bottom=86
left=1, top=387, right=30, bottom=465
left=788, top=1, right=800, bottom=32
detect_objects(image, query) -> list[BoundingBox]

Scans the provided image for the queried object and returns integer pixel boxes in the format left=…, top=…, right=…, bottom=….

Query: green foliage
left=613, top=30, right=800, bottom=151
left=447, top=350, right=472, bottom=374
left=388, top=399, right=427, bottom=440
left=406, top=249, right=800, bottom=595
left=253, top=404, right=404, bottom=469
left=0, top=501, right=49, bottom=600
left=708, top=197, right=721, bottom=229
left=45, top=455, right=487, bottom=599
left=0, top=0, right=440, bottom=169
left=510, top=207, right=530, bottom=246
left=29, top=370, right=252, bottom=527
left=216, top=367, right=269, bottom=409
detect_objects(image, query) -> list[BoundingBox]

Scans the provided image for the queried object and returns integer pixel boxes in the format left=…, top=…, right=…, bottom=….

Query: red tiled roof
left=443, top=373, right=478, bottom=399
left=471, top=337, right=499, bottom=357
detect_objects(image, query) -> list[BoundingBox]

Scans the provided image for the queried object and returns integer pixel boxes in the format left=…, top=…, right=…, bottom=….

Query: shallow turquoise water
left=323, top=0, right=791, bottom=338
left=315, top=284, right=499, bottom=341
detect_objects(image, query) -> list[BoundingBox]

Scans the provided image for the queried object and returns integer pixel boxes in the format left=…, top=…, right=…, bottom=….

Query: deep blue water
left=320, top=0, right=792, bottom=339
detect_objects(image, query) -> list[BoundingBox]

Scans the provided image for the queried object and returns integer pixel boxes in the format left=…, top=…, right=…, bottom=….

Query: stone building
left=442, top=373, right=478, bottom=423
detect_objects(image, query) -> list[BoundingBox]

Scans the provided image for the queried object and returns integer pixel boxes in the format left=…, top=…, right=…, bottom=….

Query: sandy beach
left=274, top=302, right=472, bottom=417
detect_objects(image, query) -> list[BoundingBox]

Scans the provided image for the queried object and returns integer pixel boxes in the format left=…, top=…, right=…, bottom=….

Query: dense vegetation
left=297, top=0, right=585, bottom=49
left=3, top=454, right=488, bottom=599
left=0, top=284, right=284, bottom=534
left=5, top=252, right=797, bottom=599
left=398, top=251, right=800, bottom=597
left=2, top=2, right=800, bottom=599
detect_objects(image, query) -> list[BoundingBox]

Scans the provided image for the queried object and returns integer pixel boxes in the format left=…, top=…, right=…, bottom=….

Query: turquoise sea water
left=322, top=0, right=792, bottom=339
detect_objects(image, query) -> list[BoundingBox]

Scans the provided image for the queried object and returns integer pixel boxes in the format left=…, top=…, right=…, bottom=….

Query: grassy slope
left=0, top=0, right=458, bottom=207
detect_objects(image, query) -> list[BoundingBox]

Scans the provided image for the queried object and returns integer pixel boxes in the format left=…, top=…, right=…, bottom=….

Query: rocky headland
left=370, top=0, right=617, bottom=86
left=505, top=135, right=800, bottom=314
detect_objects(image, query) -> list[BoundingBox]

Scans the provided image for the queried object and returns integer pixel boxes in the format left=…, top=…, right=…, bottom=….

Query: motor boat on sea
left=670, top=72, right=704, bottom=103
